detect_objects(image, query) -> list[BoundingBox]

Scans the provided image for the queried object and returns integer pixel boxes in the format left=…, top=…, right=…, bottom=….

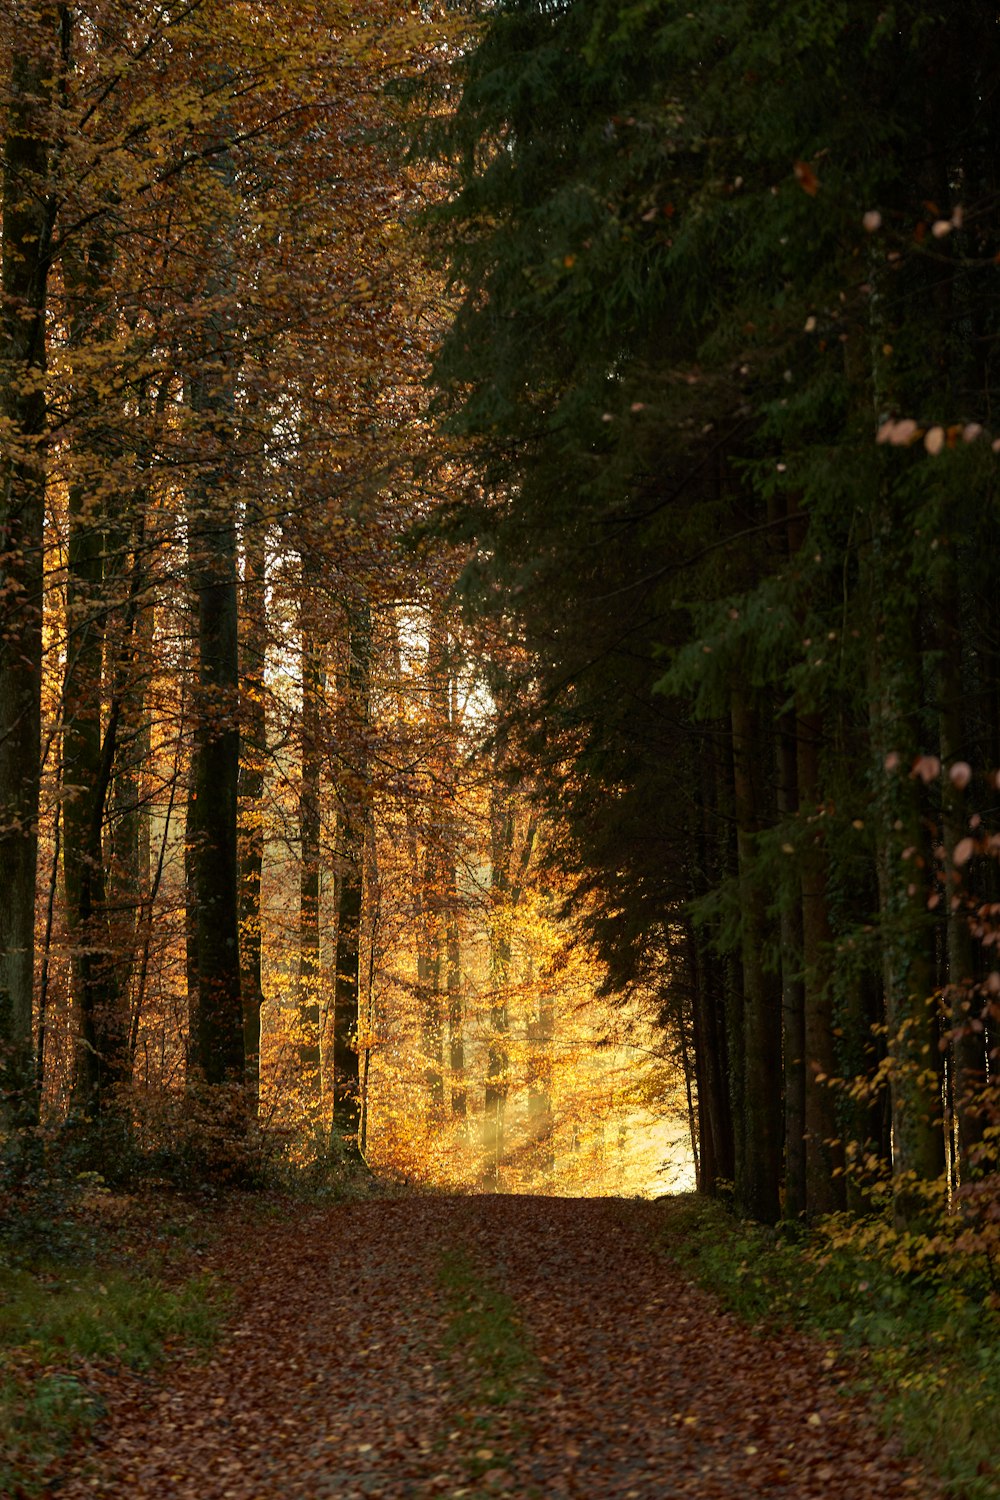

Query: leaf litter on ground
left=40, top=1193, right=938, bottom=1499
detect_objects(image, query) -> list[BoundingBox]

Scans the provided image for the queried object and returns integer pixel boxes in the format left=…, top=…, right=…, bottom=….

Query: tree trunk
left=298, top=555, right=324, bottom=1112
left=935, top=573, right=985, bottom=1175
left=731, top=691, right=782, bottom=1223
left=62, top=234, right=133, bottom=1117
left=238, top=493, right=266, bottom=1105
left=484, top=790, right=515, bottom=1189
left=185, top=144, right=243, bottom=1089
left=0, top=2, right=58, bottom=1125
left=446, top=877, right=466, bottom=1121
left=796, top=708, right=845, bottom=1215
left=775, top=716, right=806, bottom=1220
left=331, top=602, right=371, bottom=1151
left=867, top=595, right=945, bottom=1229
left=527, top=988, right=554, bottom=1177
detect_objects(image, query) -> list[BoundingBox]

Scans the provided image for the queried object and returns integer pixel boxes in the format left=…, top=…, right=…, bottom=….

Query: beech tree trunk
left=0, top=4, right=58, bottom=1124
left=331, top=602, right=371, bottom=1150
left=62, top=233, right=133, bottom=1117
left=447, top=891, right=466, bottom=1120
left=238, top=492, right=267, bottom=1104
left=185, top=144, right=243, bottom=1088
left=298, top=554, right=324, bottom=1110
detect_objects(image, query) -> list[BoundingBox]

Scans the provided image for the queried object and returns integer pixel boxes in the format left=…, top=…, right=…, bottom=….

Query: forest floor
left=20, top=1189, right=941, bottom=1500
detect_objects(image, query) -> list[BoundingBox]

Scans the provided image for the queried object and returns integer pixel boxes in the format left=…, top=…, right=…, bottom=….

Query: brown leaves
left=49, top=1194, right=938, bottom=1499
left=793, top=161, right=819, bottom=196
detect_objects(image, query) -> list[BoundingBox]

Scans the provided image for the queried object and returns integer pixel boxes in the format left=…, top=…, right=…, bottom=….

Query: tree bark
left=731, top=690, right=782, bottom=1223
left=775, top=716, right=806, bottom=1219
left=238, top=492, right=267, bottom=1106
left=0, top=3, right=58, bottom=1124
left=298, top=554, right=324, bottom=1111
left=796, top=708, right=845, bottom=1215
left=331, top=601, right=371, bottom=1151
left=185, top=144, right=243, bottom=1089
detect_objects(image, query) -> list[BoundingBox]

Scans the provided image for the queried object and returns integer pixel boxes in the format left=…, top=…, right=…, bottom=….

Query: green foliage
left=656, top=1195, right=1000, bottom=1499
left=0, top=1257, right=227, bottom=1497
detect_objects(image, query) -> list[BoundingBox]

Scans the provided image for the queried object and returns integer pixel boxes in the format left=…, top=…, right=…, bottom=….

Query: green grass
left=439, top=1249, right=536, bottom=1407
left=654, top=1194, right=1000, bottom=1500
left=0, top=1258, right=228, bottom=1496
left=437, top=1249, right=538, bottom=1494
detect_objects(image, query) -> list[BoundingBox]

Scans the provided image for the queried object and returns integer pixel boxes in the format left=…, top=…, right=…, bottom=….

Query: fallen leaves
left=44, top=1194, right=939, bottom=1499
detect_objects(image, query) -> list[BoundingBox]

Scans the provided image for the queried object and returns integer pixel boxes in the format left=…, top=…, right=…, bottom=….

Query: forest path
left=55, top=1194, right=935, bottom=1499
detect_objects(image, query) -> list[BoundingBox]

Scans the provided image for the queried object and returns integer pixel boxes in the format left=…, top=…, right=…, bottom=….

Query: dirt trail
left=54, top=1195, right=936, bottom=1499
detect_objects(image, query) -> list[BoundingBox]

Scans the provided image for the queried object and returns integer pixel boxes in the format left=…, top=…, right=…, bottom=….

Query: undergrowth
left=655, top=1193, right=1000, bottom=1500
left=0, top=1168, right=229, bottom=1499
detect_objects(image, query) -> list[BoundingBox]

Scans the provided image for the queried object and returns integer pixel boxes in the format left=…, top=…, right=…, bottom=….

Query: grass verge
left=653, top=1193, right=1000, bottom=1500
left=0, top=1256, right=228, bottom=1496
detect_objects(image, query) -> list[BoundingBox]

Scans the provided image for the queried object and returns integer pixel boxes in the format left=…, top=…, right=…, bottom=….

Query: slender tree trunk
left=867, top=580, right=945, bottom=1229
left=776, top=716, right=807, bottom=1219
left=935, top=576, right=985, bottom=1174
left=416, top=832, right=445, bottom=1117
left=446, top=876, right=466, bottom=1122
left=0, top=2, right=58, bottom=1125
left=797, top=708, right=845, bottom=1214
left=527, top=988, right=554, bottom=1176
left=298, top=555, right=324, bottom=1111
left=331, top=602, right=371, bottom=1151
left=185, top=144, right=243, bottom=1089
left=731, top=690, right=782, bottom=1223
left=238, top=493, right=267, bottom=1105
left=484, top=790, right=515, bottom=1189
left=62, top=235, right=134, bottom=1117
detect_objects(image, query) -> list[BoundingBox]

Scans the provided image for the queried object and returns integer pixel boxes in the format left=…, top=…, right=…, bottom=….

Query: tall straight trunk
left=796, top=708, right=845, bottom=1214
left=416, top=829, right=445, bottom=1116
left=526, top=988, right=554, bottom=1176
left=684, top=931, right=715, bottom=1193
left=484, top=790, right=515, bottom=1189
left=866, top=568, right=945, bottom=1229
left=238, top=494, right=266, bottom=1104
left=0, top=3, right=58, bottom=1124
left=186, top=145, right=243, bottom=1088
left=298, top=556, right=324, bottom=1105
left=446, top=887, right=466, bottom=1120
left=419, top=614, right=451, bottom=1114
left=331, top=601, right=371, bottom=1149
left=934, top=575, right=985, bottom=1173
left=687, top=734, right=735, bottom=1194
left=775, top=716, right=806, bottom=1219
left=62, top=234, right=133, bottom=1116
left=483, top=795, right=535, bottom=1189
left=419, top=929, right=445, bottom=1115
left=731, top=690, right=782, bottom=1223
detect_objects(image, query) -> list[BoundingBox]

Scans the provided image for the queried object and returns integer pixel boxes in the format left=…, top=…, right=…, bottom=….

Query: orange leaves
left=793, top=159, right=819, bottom=196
